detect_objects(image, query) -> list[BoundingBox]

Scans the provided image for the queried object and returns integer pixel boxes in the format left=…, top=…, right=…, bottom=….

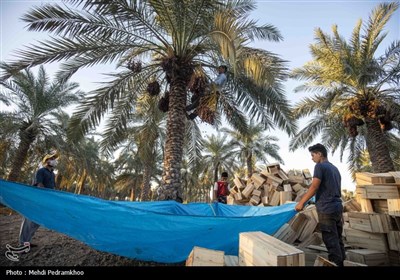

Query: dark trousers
left=217, top=196, right=227, bottom=204
left=318, top=211, right=346, bottom=266
left=186, top=96, right=201, bottom=111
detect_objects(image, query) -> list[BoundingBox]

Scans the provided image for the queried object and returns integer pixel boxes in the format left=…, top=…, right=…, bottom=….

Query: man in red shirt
left=213, top=171, right=230, bottom=204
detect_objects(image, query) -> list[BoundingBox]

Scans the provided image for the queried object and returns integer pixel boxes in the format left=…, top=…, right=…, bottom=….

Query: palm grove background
left=1, top=0, right=399, bottom=202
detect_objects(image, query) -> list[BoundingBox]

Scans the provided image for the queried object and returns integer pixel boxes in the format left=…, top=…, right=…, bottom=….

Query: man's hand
left=295, top=202, right=304, bottom=212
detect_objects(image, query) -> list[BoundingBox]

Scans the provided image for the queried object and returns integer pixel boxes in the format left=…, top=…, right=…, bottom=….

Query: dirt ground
left=0, top=207, right=182, bottom=267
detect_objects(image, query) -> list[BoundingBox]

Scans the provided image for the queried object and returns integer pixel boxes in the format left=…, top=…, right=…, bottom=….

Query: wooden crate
left=344, top=228, right=388, bottom=251
left=346, top=249, right=389, bottom=266
left=355, top=172, right=395, bottom=185
left=273, top=223, right=298, bottom=244
left=387, top=231, right=400, bottom=251
left=224, top=255, right=238, bottom=266
left=389, top=172, right=400, bottom=184
left=314, top=255, right=337, bottom=266
left=239, top=231, right=305, bottom=266
left=347, top=212, right=392, bottom=233
left=356, top=185, right=400, bottom=200
left=186, top=246, right=224, bottom=266
left=388, top=199, right=400, bottom=216
left=343, top=260, right=368, bottom=266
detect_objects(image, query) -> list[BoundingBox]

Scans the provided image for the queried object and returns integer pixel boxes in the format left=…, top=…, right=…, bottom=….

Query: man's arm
left=295, top=177, right=321, bottom=211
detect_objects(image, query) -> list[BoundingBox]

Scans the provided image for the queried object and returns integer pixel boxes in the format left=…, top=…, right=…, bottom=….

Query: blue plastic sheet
left=0, top=179, right=297, bottom=263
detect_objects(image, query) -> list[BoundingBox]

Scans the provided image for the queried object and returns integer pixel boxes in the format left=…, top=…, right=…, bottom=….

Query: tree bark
left=364, top=117, right=395, bottom=173
left=140, top=164, right=152, bottom=201
left=214, top=162, right=220, bottom=183
left=158, top=77, right=188, bottom=202
left=76, top=170, right=87, bottom=194
left=246, top=151, right=253, bottom=179
left=7, top=128, right=36, bottom=182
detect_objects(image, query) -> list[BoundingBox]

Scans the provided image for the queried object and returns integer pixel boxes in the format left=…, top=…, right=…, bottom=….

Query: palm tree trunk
left=214, top=162, right=220, bottom=183
left=158, top=78, right=188, bottom=202
left=365, top=118, right=395, bottom=173
left=246, top=151, right=253, bottom=179
left=140, top=164, right=152, bottom=201
left=76, top=170, right=87, bottom=194
left=130, top=187, right=135, bottom=201
left=7, top=129, right=36, bottom=182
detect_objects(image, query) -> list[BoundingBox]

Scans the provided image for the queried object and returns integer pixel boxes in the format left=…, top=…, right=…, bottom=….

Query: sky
left=1, top=0, right=399, bottom=192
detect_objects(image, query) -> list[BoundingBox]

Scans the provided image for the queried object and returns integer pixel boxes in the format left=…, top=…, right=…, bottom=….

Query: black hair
left=308, top=143, right=328, bottom=158
left=221, top=171, right=228, bottom=178
left=219, top=65, right=227, bottom=72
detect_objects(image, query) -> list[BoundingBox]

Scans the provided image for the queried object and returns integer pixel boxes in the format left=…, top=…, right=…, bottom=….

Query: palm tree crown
left=1, top=0, right=295, bottom=200
left=0, top=65, right=83, bottom=181
left=290, top=2, right=399, bottom=173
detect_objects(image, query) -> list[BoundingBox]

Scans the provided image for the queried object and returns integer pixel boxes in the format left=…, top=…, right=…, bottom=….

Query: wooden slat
left=347, top=212, right=392, bottom=233
left=252, top=189, right=261, bottom=197
left=343, top=199, right=362, bottom=212
left=389, top=172, right=400, bottom=184
left=288, top=175, right=306, bottom=185
left=266, top=163, right=281, bottom=173
left=260, top=172, right=284, bottom=185
left=387, top=231, right=400, bottom=251
left=241, top=183, right=255, bottom=198
left=355, top=172, right=395, bottom=184
left=343, top=260, right=368, bottom=266
left=358, top=197, right=374, bottom=213
left=234, top=176, right=246, bottom=189
left=298, top=218, right=318, bottom=242
left=344, top=228, right=388, bottom=251
left=250, top=195, right=260, bottom=205
left=277, top=170, right=289, bottom=182
left=356, top=185, right=400, bottom=199
left=388, top=199, right=400, bottom=216
left=239, top=231, right=305, bottom=266
left=292, top=183, right=304, bottom=193
left=224, top=255, right=238, bottom=266
left=314, top=255, right=337, bottom=266
left=283, top=184, right=292, bottom=192
left=372, top=199, right=388, bottom=214
left=294, top=188, right=307, bottom=202
left=273, top=223, right=298, bottom=244
left=347, top=249, right=389, bottom=266
left=186, top=246, right=225, bottom=266
left=280, top=191, right=293, bottom=204
left=298, top=232, right=322, bottom=248
left=268, top=190, right=281, bottom=206
left=251, top=173, right=266, bottom=189
left=302, top=169, right=312, bottom=179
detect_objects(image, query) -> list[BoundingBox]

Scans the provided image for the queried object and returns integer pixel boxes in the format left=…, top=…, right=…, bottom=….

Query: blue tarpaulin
left=0, top=179, right=297, bottom=263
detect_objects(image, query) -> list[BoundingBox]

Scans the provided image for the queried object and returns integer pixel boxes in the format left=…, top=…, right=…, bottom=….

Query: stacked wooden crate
left=239, top=231, right=305, bottom=266
left=345, top=172, right=400, bottom=266
left=227, top=163, right=312, bottom=207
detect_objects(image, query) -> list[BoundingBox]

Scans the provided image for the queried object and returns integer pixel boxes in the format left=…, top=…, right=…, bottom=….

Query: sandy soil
left=0, top=207, right=182, bottom=267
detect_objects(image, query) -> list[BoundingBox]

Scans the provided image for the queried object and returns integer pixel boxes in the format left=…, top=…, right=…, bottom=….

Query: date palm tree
left=1, top=0, right=295, bottom=200
left=290, top=2, right=400, bottom=173
left=202, top=133, right=238, bottom=183
left=101, top=93, right=166, bottom=201
left=222, top=122, right=283, bottom=178
left=0, top=65, right=83, bottom=182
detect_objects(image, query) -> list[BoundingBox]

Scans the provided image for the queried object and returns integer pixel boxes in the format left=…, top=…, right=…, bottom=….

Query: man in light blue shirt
left=187, top=65, right=227, bottom=120
left=213, top=65, right=227, bottom=92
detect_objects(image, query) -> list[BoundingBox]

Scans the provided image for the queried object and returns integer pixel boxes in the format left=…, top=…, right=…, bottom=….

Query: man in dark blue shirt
left=295, top=143, right=345, bottom=266
left=19, top=152, right=58, bottom=247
